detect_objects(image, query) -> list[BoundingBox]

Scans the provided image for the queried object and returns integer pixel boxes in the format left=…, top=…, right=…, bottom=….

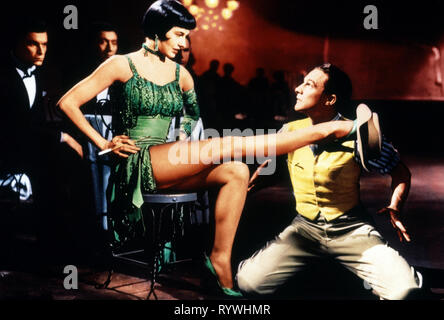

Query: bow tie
left=21, top=68, right=36, bottom=79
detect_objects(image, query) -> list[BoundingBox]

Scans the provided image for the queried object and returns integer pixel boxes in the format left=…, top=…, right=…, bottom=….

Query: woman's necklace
left=142, top=43, right=157, bottom=55
left=142, top=43, right=165, bottom=61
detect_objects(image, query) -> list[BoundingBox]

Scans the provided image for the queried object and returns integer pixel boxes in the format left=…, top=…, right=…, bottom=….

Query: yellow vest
left=285, top=118, right=361, bottom=221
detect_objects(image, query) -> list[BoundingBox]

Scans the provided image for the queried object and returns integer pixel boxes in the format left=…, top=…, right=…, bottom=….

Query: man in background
left=0, top=18, right=83, bottom=263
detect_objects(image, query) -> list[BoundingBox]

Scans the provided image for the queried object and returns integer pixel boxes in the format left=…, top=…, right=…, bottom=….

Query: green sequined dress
left=107, top=56, right=200, bottom=249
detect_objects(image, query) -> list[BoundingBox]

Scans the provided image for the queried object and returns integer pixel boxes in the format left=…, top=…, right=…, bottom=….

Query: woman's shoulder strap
left=125, top=55, right=138, bottom=76
left=175, top=63, right=181, bottom=82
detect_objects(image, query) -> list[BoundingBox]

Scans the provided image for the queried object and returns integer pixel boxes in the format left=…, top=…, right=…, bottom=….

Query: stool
left=103, top=192, right=198, bottom=300
left=142, top=192, right=197, bottom=299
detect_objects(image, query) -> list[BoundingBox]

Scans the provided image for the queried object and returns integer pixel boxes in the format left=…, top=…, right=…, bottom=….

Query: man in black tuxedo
left=0, top=19, right=83, bottom=262
left=0, top=19, right=82, bottom=177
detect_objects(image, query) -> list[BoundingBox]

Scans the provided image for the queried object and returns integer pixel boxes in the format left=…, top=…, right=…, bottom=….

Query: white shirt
left=16, top=65, right=37, bottom=108
left=96, top=87, right=110, bottom=102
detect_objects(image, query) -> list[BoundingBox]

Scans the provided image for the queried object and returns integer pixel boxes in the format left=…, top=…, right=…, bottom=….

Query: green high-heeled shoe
left=203, top=255, right=243, bottom=297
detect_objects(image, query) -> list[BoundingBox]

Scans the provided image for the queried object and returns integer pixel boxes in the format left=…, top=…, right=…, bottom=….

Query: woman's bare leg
left=164, top=161, right=249, bottom=289
left=150, top=120, right=353, bottom=189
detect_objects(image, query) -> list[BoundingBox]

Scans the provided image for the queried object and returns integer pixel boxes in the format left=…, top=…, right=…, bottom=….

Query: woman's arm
left=58, top=55, right=138, bottom=156
left=178, top=66, right=200, bottom=140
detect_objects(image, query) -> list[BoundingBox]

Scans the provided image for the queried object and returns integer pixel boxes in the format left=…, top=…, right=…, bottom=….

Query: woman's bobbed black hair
left=142, top=0, right=196, bottom=40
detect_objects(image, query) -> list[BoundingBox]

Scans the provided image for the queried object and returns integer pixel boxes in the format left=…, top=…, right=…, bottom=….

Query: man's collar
left=309, top=112, right=343, bottom=156
left=332, top=113, right=342, bottom=121
left=11, top=52, right=37, bottom=77
left=310, top=112, right=342, bottom=124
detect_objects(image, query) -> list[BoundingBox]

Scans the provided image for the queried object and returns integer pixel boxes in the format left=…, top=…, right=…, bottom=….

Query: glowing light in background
left=182, top=0, right=239, bottom=31
left=227, top=0, right=239, bottom=11
left=221, top=8, right=232, bottom=20
left=189, top=4, right=199, bottom=15
left=204, top=0, right=219, bottom=9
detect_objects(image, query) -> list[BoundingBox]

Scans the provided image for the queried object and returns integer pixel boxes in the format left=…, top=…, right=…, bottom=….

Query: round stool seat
left=142, top=192, right=197, bottom=204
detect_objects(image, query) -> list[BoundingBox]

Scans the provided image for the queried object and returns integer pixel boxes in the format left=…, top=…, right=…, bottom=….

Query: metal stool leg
left=146, top=206, right=158, bottom=299
left=93, top=248, right=115, bottom=289
left=146, top=204, right=166, bottom=300
left=95, top=269, right=113, bottom=289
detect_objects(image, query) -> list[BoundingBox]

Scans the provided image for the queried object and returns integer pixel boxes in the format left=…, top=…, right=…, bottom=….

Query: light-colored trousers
left=236, top=212, right=422, bottom=300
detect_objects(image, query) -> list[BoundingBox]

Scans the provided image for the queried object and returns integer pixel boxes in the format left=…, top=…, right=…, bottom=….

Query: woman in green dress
left=58, top=0, right=354, bottom=296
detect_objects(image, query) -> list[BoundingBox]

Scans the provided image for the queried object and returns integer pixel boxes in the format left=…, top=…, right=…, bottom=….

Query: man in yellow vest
left=236, top=63, right=422, bottom=300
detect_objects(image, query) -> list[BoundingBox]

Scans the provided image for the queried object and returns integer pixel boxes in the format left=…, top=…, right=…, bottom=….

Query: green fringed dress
left=107, top=56, right=200, bottom=249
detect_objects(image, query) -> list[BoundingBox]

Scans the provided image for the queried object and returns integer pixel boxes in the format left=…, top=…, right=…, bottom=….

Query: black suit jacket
left=0, top=57, right=60, bottom=175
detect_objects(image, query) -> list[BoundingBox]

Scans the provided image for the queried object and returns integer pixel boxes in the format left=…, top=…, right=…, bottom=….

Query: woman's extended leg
left=165, top=161, right=249, bottom=289
left=150, top=119, right=353, bottom=189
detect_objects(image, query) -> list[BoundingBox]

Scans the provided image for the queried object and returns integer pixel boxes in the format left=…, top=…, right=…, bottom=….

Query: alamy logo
left=63, top=265, right=78, bottom=290
left=363, top=5, right=378, bottom=30
left=64, top=5, right=79, bottom=30
left=167, top=128, right=277, bottom=175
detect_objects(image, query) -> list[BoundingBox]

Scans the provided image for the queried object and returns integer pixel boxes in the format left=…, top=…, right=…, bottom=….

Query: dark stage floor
left=0, top=154, right=443, bottom=301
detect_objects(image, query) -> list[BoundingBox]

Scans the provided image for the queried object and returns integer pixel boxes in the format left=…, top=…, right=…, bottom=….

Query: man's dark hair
left=13, top=18, right=47, bottom=44
left=87, top=21, right=119, bottom=46
left=90, top=21, right=118, bottom=37
left=142, top=0, right=196, bottom=40
left=316, top=63, right=352, bottom=113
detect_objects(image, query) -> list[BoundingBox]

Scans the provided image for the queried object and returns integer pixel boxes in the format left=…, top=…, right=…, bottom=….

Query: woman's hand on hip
left=105, top=135, right=140, bottom=158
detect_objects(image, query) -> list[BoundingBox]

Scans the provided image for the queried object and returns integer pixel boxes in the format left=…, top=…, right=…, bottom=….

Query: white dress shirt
left=16, top=65, right=37, bottom=108
left=96, top=87, right=110, bottom=102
